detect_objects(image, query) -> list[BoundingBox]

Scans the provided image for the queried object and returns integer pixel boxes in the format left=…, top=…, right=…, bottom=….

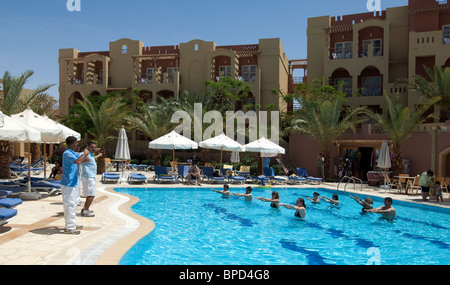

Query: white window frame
left=362, top=39, right=382, bottom=57
left=219, top=66, right=231, bottom=78
left=334, top=42, right=353, bottom=59
left=167, top=68, right=179, bottom=83
left=443, top=25, right=450, bottom=44
left=145, top=68, right=153, bottom=83
left=242, top=65, right=257, bottom=82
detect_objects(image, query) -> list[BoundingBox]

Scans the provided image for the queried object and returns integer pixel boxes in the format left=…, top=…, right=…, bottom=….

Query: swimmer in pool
left=349, top=195, right=373, bottom=212
left=367, top=197, right=396, bottom=220
left=256, top=191, right=280, bottom=208
left=211, top=184, right=231, bottom=197
left=280, top=197, right=306, bottom=219
left=232, top=186, right=253, bottom=201
left=306, top=192, right=321, bottom=204
left=321, top=194, right=340, bottom=206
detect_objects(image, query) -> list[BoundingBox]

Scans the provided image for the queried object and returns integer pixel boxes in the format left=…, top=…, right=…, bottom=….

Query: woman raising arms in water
left=280, top=197, right=306, bottom=219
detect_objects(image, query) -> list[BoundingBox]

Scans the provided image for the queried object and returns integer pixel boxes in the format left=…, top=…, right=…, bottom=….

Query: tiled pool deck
left=1, top=170, right=448, bottom=265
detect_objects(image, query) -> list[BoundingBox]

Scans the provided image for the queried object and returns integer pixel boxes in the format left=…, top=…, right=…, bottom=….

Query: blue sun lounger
left=177, top=165, right=189, bottom=182
left=0, top=198, right=22, bottom=209
left=201, top=167, right=225, bottom=184
left=0, top=208, right=17, bottom=226
left=221, top=169, right=246, bottom=184
left=263, top=167, right=289, bottom=184
left=16, top=179, right=61, bottom=196
left=128, top=173, right=148, bottom=184
left=296, top=167, right=322, bottom=184
left=0, top=185, right=27, bottom=195
left=152, top=166, right=177, bottom=184
left=0, top=190, right=12, bottom=198
left=101, top=173, right=120, bottom=184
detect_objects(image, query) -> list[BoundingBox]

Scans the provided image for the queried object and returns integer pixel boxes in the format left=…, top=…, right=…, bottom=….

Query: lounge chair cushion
left=0, top=198, right=22, bottom=209
left=0, top=208, right=17, bottom=220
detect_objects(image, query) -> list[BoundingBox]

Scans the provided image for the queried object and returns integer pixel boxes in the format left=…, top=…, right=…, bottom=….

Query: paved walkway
left=0, top=169, right=448, bottom=265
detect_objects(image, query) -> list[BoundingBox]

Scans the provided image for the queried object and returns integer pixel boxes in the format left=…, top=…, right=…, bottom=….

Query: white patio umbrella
left=377, top=141, right=391, bottom=188
left=115, top=127, right=131, bottom=181
left=43, top=114, right=81, bottom=142
left=12, top=107, right=65, bottom=178
left=0, top=111, right=42, bottom=200
left=377, top=141, right=391, bottom=170
left=148, top=130, right=198, bottom=161
left=199, top=133, right=244, bottom=169
left=243, top=137, right=285, bottom=175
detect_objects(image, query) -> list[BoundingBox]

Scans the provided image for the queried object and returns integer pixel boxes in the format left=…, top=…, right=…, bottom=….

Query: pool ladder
left=337, top=176, right=363, bottom=192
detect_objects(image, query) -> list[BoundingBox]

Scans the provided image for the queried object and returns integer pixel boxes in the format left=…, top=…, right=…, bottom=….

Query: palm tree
left=0, top=70, right=55, bottom=179
left=287, top=80, right=367, bottom=180
left=399, top=66, right=450, bottom=122
left=125, top=102, right=175, bottom=166
left=366, top=93, right=441, bottom=174
left=77, top=94, right=128, bottom=173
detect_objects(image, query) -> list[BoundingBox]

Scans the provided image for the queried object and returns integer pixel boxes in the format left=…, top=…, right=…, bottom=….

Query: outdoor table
left=394, top=176, right=416, bottom=194
left=110, top=159, right=123, bottom=172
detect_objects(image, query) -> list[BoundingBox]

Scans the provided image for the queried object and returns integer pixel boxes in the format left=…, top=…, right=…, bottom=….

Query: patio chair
left=381, top=173, right=400, bottom=193
left=127, top=173, right=148, bottom=184
left=288, top=174, right=306, bottom=185
left=104, top=158, right=113, bottom=172
left=406, top=175, right=421, bottom=195
left=201, top=166, right=225, bottom=184
left=0, top=208, right=17, bottom=226
left=236, top=165, right=251, bottom=178
left=296, top=167, right=322, bottom=184
left=263, top=167, right=288, bottom=184
left=439, top=177, right=449, bottom=193
left=177, top=165, right=189, bottom=182
left=101, top=173, right=120, bottom=184
left=221, top=169, right=246, bottom=184
left=152, top=166, right=177, bottom=184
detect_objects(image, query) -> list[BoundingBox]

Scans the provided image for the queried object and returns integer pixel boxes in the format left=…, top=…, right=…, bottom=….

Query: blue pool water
left=117, top=187, right=450, bottom=265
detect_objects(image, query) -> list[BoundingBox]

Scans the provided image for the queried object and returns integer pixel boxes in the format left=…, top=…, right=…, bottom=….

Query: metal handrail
left=337, top=176, right=363, bottom=192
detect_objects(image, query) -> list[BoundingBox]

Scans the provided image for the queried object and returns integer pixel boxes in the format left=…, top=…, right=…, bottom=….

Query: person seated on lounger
left=367, top=197, right=396, bottom=221
left=212, top=184, right=231, bottom=198
left=349, top=195, right=373, bottom=212
left=306, top=192, right=321, bottom=204
left=186, top=164, right=201, bottom=186
left=321, top=194, right=340, bottom=207
left=280, top=197, right=306, bottom=219
left=257, top=191, right=280, bottom=208
left=50, top=161, right=63, bottom=181
left=232, top=186, right=253, bottom=201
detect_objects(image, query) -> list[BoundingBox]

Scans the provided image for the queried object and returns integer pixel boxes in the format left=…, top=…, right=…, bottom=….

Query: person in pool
left=306, top=192, right=321, bottom=204
left=368, top=197, right=396, bottom=220
left=212, top=184, right=231, bottom=197
left=321, top=194, right=340, bottom=206
left=232, top=186, right=253, bottom=201
left=280, top=198, right=306, bottom=219
left=257, top=191, right=280, bottom=208
left=349, top=195, right=373, bottom=212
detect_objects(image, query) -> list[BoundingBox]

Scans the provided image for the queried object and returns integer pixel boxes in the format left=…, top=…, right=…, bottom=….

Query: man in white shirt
left=80, top=142, right=102, bottom=217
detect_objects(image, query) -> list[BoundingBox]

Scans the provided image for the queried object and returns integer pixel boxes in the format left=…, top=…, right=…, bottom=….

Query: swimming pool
left=116, top=187, right=450, bottom=265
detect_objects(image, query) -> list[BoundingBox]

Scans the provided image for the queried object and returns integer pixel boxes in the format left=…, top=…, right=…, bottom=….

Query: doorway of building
left=358, top=147, right=374, bottom=181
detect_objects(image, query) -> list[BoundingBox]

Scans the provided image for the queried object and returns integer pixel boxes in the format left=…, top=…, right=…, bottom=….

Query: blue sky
left=0, top=0, right=408, bottom=101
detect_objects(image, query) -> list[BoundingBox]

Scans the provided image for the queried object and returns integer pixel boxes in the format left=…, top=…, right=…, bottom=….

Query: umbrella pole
left=43, top=142, right=47, bottom=178
left=220, top=147, right=223, bottom=170
left=19, top=143, right=41, bottom=200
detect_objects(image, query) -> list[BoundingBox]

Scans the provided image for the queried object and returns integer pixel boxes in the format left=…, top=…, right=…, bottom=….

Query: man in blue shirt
left=61, top=136, right=90, bottom=234
left=80, top=142, right=102, bottom=217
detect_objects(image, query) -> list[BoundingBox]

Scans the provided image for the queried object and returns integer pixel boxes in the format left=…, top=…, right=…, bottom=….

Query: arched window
left=122, top=45, right=128, bottom=54
left=194, top=44, right=199, bottom=51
